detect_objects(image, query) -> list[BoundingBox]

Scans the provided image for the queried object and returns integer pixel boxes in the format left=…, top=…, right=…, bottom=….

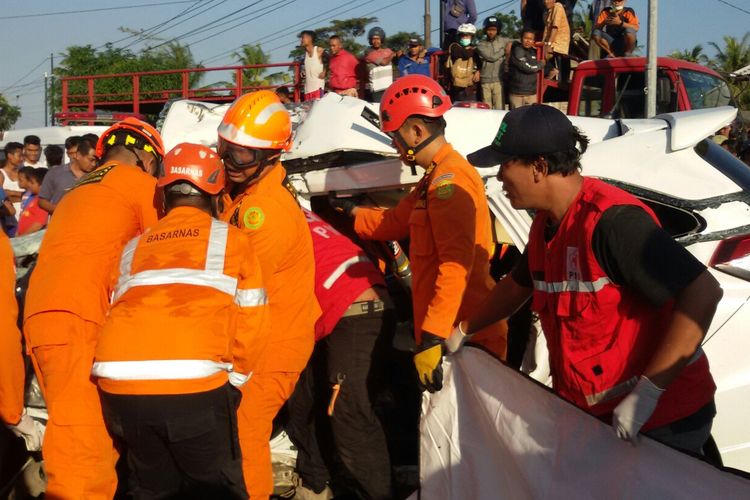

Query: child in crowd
left=17, top=168, right=48, bottom=236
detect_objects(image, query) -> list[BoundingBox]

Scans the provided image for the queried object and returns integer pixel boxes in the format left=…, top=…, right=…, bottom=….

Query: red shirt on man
left=328, top=49, right=360, bottom=92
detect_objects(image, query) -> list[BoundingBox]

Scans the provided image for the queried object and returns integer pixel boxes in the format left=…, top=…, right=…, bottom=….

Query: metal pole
left=44, top=72, right=48, bottom=127
left=646, top=0, right=658, bottom=117
left=424, top=0, right=432, bottom=48
left=439, top=0, right=444, bottom=48
left=49, top=53, right=54, bottom=125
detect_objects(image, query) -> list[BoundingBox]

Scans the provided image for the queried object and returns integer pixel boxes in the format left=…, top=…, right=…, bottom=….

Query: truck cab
left=562, top=56, right=734, bottom=118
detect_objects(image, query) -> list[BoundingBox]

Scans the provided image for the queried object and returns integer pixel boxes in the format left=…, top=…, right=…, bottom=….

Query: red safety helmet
left=379, top=75, right=452, bottom=133
left=96, top=117, right=165, bottom=161
left=158, top=143, right=225, bottom=196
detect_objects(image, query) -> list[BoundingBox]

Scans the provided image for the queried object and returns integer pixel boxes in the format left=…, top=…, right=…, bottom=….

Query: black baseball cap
left=468, top=104, right=577, bottom=167
left=408, top=37, right=422, bottom=46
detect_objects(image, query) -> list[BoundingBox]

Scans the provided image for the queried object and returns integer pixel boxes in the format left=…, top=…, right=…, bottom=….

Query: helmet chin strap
left=234, top=151, right=281, bottom=191
left=394, top=130, right=440, bottom=173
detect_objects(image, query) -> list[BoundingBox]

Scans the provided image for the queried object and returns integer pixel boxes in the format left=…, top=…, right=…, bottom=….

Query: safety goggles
left=217, top=140, right=258, bottom=170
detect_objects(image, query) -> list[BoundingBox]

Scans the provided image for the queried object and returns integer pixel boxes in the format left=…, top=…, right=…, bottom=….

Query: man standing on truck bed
left=330, top=74, right=508, bottom=394
left=508, top=29, right=544, bottom=109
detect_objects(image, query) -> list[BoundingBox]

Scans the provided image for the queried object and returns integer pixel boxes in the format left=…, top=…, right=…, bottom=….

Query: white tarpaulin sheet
left=416, top=347, right=750, bottom=500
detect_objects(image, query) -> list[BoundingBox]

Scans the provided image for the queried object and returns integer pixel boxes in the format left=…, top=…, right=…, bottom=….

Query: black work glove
left=414, top=332, right=445, bottom=393
left=328, top=191, right=358, bottom=217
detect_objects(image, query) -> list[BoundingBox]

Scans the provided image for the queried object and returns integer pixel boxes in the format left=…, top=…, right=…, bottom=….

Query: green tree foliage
left=51, top=42, right=202, bottom=112
left=0, top=94, right=21, bottom=131
left=493, top=10, right=524, bottom=40
left=669, top=45, right=709, bottom=65
left=232, top=44, right=290, bottom=89
left=388, top=31, right=422, bottom=52
left=709, top=34, right=750, bottom=110
left=287, top=16, right=378, bottom=59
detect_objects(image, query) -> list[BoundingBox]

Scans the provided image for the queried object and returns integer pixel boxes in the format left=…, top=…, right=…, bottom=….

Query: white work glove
left=9, top=411, right=45, bottom=452
left=612, top=376, right=665, bottom=444
left=445, top=322, right=473, bottom=355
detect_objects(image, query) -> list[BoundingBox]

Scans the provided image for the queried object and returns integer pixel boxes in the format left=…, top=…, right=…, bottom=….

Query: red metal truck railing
left=60, top=62, right=302, bottom=116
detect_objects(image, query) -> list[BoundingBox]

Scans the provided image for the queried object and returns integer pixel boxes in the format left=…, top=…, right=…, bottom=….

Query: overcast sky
left=1, top=0, right=748, bottom=128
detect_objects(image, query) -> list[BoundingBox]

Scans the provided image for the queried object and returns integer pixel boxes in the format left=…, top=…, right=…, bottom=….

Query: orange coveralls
left=23, top=161, right=159, bottom=498
left=355, top=143, right=508, bottom=355
left=0, top=232, right=25, bottom=426
left=222, top=163, right=320, bottom=498
left=93, top=206, right=270, bottom=396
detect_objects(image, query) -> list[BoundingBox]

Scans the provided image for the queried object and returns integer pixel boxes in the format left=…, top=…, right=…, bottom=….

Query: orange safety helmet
left=379, top=75, right=452, bottom=133
left=217, top=90, right=292, bottom=151
left=96, top=117, right=165, bottom=161
left=158, top=143, right=225, bottom=196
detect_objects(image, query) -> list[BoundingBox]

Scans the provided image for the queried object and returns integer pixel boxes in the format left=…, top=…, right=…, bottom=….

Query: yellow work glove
left=414, top=332, right=445, bottom=393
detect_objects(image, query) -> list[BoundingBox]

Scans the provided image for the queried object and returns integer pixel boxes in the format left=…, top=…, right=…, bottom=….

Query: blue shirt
left=442, top=0, right=477, bottom=31
left=0, top=187, right=18, bottom=237
left=398, top=48, right=440, bottom=78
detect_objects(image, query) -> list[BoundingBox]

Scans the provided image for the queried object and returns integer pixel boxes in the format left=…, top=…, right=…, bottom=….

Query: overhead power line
left=1, top=57, right=49, bottom=93
left=143, top=0, right=267, bottom=52
left=201, top=0, right=376, bottom=65
left=0, top=1, right=198, bottom=20
left=716, top=0, right=750, bottom=15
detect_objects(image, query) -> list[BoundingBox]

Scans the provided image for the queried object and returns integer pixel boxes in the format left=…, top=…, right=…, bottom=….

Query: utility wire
left=185, top=0, right=298, bottom=49
left=716, top=0, right=750, bottom=16
left=0, top=1, right=198, bottom=20
left=201, top=0, right=375, bottom=64
left=265, top=0, right=405, bottom=54
left=120, top=0, right=229, bottom=50
left=1, top=57, right=49, bottom=93
left=143, top=0, right=267, bottom=52
left=102, top=0, right=213, bottom=50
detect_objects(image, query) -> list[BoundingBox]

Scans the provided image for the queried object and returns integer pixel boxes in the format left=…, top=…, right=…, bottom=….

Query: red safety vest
left=528, top=177, right=715, bottom=430
left=304, top=209, right=385, bottom=341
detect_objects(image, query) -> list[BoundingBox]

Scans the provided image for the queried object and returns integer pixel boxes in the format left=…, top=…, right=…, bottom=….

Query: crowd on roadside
left=283, top=0, right=640, bottom=110
left=1, top=134, right=99, bottom=238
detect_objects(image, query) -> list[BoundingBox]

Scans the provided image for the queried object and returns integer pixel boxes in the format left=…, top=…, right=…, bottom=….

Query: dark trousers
left=101, top=383, right=246, bottom=500
left=286, top=310, right=396, bottom=500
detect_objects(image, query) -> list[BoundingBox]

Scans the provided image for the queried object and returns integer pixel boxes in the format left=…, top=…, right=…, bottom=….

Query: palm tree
left=708, top=34, right=750, bottom=110
left=708, top=34, right=750, bottom=74
left=669, top=44, right=709, bottom=65
left=233, top=44, right=289, bottom=90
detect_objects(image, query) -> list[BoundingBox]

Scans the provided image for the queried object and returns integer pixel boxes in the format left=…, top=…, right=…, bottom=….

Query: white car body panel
left=160, top=97, right=749, bottom=471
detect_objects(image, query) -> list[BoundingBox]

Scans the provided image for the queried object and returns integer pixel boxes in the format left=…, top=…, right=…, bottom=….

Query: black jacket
left=508, top=41, right=543, bottom=96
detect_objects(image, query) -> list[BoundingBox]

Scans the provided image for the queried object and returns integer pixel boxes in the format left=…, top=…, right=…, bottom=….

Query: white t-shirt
left=304, top=47, right=325, bottom=95
left=1, top=168, right=22, bottom=220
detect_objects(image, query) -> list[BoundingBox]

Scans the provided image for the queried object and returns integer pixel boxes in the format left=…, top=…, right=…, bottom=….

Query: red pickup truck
left=540, top=56, right=735, bottom=118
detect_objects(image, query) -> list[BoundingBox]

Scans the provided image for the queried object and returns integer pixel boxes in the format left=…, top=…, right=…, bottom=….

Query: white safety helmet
left=457, top=23, right=477, bottom=36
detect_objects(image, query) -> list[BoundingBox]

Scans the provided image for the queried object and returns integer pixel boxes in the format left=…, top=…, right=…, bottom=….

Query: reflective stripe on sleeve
left=323, top=256, right=371, bottom=290
left=205, top=219, right=229, bottom=272
left=91, top=359, right=233, bottom=381
left=234, top=288, right=267, bottom=307
left=532, top=276, right=611, bottom=294
left=113, top=269, right=238, bottom=302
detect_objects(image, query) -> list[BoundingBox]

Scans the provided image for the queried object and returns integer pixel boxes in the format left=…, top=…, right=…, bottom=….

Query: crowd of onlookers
left=1, top=134, right=99, bottom=238
left=282, top=1, right=639, bottom=110
left=713, top=123, right=750, bottom=167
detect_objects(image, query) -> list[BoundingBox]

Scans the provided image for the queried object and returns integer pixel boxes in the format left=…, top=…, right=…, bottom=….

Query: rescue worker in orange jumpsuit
left=217, top=90, right=320, bottom=498
left=93, top=143, right=269, bottom=498
left=23, top=118, right=164, bottom=498
left=329, top=74, right=508, bottom=393
left=1, top=231, right=44, bottom=451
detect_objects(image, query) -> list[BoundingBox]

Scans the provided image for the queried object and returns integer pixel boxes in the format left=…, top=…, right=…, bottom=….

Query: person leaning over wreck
left=330, top=74, right=508, bottom=395
left=451, top=104, right=720, bottom=457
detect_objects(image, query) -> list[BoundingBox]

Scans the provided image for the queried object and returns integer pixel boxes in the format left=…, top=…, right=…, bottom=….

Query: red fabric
left=328, top=49, right=360, bottom=91
left=304, top=88, right=324, bottom=101
left=304, top=209, right=384, bottom=341
left=527, top=177, right=715, bottom=430
left=17, top=196, right=47, bottom=236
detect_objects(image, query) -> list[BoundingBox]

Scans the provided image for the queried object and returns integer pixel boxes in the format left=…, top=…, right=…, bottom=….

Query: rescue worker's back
left=25, top=162, right=159, bottom=324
